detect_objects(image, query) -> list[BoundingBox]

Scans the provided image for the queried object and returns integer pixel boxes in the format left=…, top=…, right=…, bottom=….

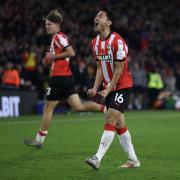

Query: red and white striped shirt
left=49, top=32, right=72, bottom=77
left=91, top=32, right=133, bottom=90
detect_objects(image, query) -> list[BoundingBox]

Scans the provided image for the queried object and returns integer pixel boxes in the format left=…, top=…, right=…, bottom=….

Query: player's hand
left=98, top=89, right=110, bottom=97
left=42, top=52, right=54, bottom=65
left=87, top=88, right=97, bottom=97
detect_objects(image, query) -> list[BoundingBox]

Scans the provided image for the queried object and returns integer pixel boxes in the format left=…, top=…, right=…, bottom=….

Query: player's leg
left=38, top=100, right=59, bottom=134
left=86, top=108, right=119, bottom=169
left=24, top=77, right=61, bottom=148
left=114, top=88, right=140, bottom=168
left=116, top=114, right=140, bottom=168
left=67, top=94, right=106, bottom=112
left=24, top=100, right=59, bottom=148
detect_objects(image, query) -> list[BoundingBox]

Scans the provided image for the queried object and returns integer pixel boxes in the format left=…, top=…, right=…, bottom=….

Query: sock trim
left=104, top=123, right=115, bottom=131
left=38, top=130, right=47, bottom=136
left=100, top=105, right=105, bottom=112
left=116, top=126, right=128, bottom=135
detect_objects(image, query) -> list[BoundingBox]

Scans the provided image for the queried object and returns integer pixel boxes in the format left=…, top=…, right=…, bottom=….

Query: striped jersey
left=91, top=32, right=133, bottom=90
left=49, top=32, right=72, bottom=77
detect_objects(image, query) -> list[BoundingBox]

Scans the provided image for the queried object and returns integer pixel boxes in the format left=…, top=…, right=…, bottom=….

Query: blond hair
left=45, top=10, right=63, bottom=26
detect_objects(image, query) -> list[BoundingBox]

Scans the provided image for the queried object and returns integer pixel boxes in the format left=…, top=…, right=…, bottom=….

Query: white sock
left=35, top=130, right=48, bottom=143
left=118, top=130, right=138, bottom=161
left=95, top=130, right=115, bottom=162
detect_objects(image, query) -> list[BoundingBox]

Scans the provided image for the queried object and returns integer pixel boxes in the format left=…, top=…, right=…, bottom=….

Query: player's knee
left=106, top=113, right=112, bottom=121
left=115, top=123, right=121, bottom=130
left=105, top=113, right=116, bottom=124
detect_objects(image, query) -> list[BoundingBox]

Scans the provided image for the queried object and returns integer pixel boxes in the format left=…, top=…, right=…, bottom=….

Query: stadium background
left=0, top=0, right=180, bottom=112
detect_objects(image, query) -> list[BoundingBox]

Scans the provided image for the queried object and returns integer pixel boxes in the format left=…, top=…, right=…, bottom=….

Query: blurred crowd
left=0, top=0, right=180, bottom=109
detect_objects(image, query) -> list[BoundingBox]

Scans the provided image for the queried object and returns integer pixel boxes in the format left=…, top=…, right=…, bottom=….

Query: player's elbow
left=70, top=50, right=75, bottom=57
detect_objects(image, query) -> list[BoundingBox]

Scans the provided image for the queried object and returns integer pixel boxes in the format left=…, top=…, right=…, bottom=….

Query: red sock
left=100, top=105, right=107, bottom=113
left=104, top=123, right=115, bottom=131
left=116, top=126, right=128, bottom=135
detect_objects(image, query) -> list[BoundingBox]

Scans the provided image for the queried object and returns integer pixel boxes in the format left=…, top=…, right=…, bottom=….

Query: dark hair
left=101, top=8, right=115, bottom=23
left=44, top=10, right=63, bottom=26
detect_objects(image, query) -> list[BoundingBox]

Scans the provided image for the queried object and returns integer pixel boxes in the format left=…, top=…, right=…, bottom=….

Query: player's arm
left=42, top=46, right=75, bottom=65
left=42, top=34, right=75, bottom=65
left=87, top=39, right=103, bottom=97
left=108, top=38, right=126, bottom=92
left=99, top=61, right=125, bottom=97
left=87, top=62, right=103, bottom=97
left=108, top=61, right=125, bottom=91
left=53, top=46, right=75, bottom=60
left=91, top=39, right=103, bottom=90
left=53, top=34, right=75, bottom=59
left=93, top=62, right=103, bottom=90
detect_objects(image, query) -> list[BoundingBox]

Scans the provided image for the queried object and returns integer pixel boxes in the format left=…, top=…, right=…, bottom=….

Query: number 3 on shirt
left=114, top=93, right=124, bottom=104
left=47, top=87, right=51, bottom=95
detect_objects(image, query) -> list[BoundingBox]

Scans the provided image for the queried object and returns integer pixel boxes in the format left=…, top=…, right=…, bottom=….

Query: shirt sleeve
left=113, top=38, right=127, bottom=61
left=54, top=34, right=71, bottom=50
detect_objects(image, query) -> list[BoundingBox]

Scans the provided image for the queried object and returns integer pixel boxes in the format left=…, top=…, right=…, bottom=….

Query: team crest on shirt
left=97, top=54, right=112, bottom=62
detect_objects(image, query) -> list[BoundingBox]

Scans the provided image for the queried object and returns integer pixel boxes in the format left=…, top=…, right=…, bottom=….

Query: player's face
left=94, top=11, right=111, bottom=32
left=45, top=19, right=60, bottom=35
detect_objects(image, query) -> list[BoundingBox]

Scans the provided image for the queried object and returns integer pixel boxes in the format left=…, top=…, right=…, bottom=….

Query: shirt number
left=114, top=93, right=124, bottom=104
left=47, top=87, right=51, bottom=95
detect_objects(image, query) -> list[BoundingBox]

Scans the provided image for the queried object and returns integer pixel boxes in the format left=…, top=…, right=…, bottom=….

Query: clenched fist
left=87, top=88, right=97, bottom=97
left=42, top=52, right=55, bottom=65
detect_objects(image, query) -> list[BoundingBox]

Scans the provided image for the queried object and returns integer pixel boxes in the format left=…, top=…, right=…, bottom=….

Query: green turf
left=0, top=111, right=180, bottom=180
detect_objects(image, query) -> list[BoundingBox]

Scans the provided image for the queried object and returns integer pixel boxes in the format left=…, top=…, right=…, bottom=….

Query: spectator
left=1, top=62, right=20, bottom=90
left=147, top=67, right=164, bottom=108
left=175, top=67, right=180, bottom=92
left=162, top=68, right=176, bottom=93
left=0, top=0, right=179, bottom=108
left=0, top=66, right=4, bottom=88
left=130, top=62, right=147, bottom=109
left=22, top=46, right=38, bottom=87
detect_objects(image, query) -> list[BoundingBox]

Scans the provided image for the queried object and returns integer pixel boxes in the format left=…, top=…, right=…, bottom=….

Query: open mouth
left=94, top=22, right=99, bottom=27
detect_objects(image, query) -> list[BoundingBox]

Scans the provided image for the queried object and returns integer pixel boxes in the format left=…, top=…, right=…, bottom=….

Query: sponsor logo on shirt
left=97, top=54, right=112, bottom=62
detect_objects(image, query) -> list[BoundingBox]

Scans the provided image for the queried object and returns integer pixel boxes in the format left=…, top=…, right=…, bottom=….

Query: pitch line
left=0, top=113, right=179, bottom=126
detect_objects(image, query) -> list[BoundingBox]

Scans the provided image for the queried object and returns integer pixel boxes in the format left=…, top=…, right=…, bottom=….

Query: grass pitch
left=0, top=111, right=180, bottom=180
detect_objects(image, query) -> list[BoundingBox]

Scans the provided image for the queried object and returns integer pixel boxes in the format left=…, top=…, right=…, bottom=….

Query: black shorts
left=105, top=88, right=131, bottom=113
left=46, top=76, right=77, bottom=101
